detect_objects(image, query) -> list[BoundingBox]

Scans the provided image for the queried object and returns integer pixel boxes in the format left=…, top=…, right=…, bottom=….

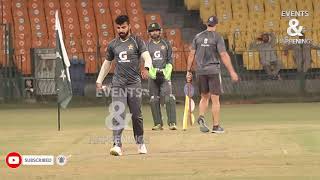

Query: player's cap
left=148, top=22, right=161, bottom=32
left=207, top=16, right=218, bottom=27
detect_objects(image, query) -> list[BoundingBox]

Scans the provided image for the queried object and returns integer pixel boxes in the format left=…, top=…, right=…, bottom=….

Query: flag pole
left=58, top=102, right=61, bottom=131
left=56, top=26, right=60, bottom=131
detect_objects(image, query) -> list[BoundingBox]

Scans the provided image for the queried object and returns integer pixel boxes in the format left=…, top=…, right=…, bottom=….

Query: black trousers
left=111, top=82, right=144, bottom=147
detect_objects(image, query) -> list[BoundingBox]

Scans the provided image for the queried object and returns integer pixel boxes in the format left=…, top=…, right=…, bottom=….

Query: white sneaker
left=110, top=146, right=122, bottom=156
left=137, top=144, right=147, bottom=154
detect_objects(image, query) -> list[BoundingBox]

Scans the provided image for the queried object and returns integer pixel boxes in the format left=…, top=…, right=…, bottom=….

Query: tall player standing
left=186, top=16, right=239, bottom=133
left=96, top=15, right=153, bottom=156
left=146, top=22, right=177, bottom=131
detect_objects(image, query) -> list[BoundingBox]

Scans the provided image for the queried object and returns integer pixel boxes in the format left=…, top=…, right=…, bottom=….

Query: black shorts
left=196, top=74, right=223, bottom=95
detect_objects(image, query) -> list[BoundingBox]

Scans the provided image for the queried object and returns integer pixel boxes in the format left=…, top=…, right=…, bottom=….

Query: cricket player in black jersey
left=146, top=22, right=177, bottom=131
left=96, top=15, right=153, bottom=156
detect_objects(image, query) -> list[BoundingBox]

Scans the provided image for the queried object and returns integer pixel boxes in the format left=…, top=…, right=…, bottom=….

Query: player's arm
left=137, top=37, right=152, bottom=79
left=141, top=51, right=152, bottom=69
left=218, top=36, right=239, bottom=82
left=220, top=52, right=237, bottom=80
left=269, top=32, right=276, bottom=47
left=96, top=43, right=114, bottom=88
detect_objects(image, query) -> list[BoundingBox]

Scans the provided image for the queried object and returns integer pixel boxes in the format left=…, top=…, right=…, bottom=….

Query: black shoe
left=212, top=125, right=225, bottom=134
left=197, top=116, right=210, bottom=133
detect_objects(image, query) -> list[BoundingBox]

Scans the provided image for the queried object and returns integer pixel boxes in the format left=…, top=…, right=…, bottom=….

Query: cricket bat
left=182, top=83, right=195, bottom=130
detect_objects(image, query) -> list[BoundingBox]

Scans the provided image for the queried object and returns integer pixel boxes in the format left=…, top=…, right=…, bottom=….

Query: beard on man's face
left=118, top=31, right=129, bottom=39
left=151, top=34, right=160, bottom=40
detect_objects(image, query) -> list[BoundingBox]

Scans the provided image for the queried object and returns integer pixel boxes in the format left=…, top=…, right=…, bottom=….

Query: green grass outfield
left=0, top=103, right=320, bottom=180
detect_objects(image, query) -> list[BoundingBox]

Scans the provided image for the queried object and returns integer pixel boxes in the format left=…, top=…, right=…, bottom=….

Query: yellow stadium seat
left=230, top=20, right=247, bottom=31
left=278, top=50, right=296, bottom=69
left=247, top=20, right=264, bottom=34
left=297, top=0, right=313, bottom=10
left=280, top=19, right=290, bottom=32
left=200, top=0, right=215, bottom=9
left=311, top=49, right=320, bottom=68
left=200, top=10, right=216, bottom=23
left=233, top=0, right=248, bottom=6
left=312, top=32, right=319, bottom=44
left=248, top=0, right=264, bottom=12
left=228, top=32, right=245, bottom=51
left=199, top=0, right=215, bottom=22
left=313, top=0, right=320, bottom=14
left=216, top=21, right=231, bottom=37
left=233, top=12, right=249, bottom=20
left=248, top=0, right=265, bottom=19
left=185, top=0, right=200, bottom=10
left=232, top=3, right=248, bottom=13
left=280, top=0, right=297, bottom=11
left=264, top=0, right=281, bottom=13
left=265, top=11, right=280, bottom=20
left=298, top=18, right=313, bottom=32
left=215, top=0, right=232, bottom=10
left=243, top=51, right=263, bottom=70
left=263, top=19, right=280, bottom=32
left=234, top=33, right=247, bottom=52
left=313, top=18, right=320, bottom=29
left=216, top=11, right=233, bottom=23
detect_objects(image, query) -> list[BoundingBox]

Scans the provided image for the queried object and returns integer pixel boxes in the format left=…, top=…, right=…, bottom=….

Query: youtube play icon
left=6, top=152, right=22, bottom=168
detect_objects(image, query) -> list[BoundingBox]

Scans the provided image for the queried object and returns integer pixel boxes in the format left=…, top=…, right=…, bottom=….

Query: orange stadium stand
left=60, top=0, right=84, bottom=61
left=92, top=0, right=116, bottom=73
left=93, top=0, right=115, bottom=52
left=0, top=0, right=190, bottom=75
left=28, top=0, right=49, bottom=48
left=77, top=0, right=98, bottom=74
left=109, top=0, right=127, bottom=33
left=145, top=13, right=163, bottom=27
left=0, top=0, right=14, bottom=66
left=126, top=0, right=148, bottom=40
left=12, top=0, right=32, bottom=75
left=165, top=28, right=185, bottom=72
left=44, top=0, right=61, bottom=48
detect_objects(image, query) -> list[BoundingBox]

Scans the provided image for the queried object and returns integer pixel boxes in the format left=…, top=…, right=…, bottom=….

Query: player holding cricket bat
left=186, top=16, right=239, bottom=133
left=96, top=15, right=152, bottom=156
left=146, top=22, right=177, bottom=131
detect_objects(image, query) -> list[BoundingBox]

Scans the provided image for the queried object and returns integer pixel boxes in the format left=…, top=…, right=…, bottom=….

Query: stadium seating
left=165, top=28, right=185, bottom=71
left=126, top=0, right=148, bottom=40
left=77, top=0, right=99, bottom=74
left=311, top=49, right=320, bottom=68
left=60, top=0, right=84, bottom=63
left=13, top=0, right=32, bottom=75
left=184, top=0, right=320, bottom=71
left=145, top=13, right=163, bottom=27
left=184, top=0, right=200, bottom=10
left=2, top=0, right=320, bottom=75
left=44, top=0, right=61, bottom=48
left=0, top=0, right=13, bottom=66
left=0, top=0, right=190, bottom=75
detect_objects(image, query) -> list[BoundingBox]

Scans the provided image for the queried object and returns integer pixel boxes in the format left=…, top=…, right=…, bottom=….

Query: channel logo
left=5, top=152, right=69, bottom=168
left=6, top=152, right=22, bottom=168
